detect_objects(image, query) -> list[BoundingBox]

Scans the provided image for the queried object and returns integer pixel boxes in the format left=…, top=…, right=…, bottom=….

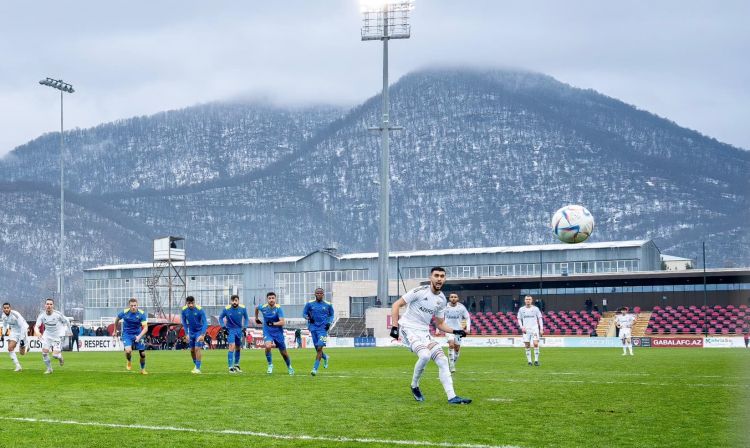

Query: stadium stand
left=431, top=310, right=602, bottom=336
left=646, top=305, right=750, bottom=335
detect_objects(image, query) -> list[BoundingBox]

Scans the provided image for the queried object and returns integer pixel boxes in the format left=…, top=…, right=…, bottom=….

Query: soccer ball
left=551, top=205, right=594, bottom=243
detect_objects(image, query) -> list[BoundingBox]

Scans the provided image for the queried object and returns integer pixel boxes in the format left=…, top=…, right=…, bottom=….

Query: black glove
left=308, top=314, right=314, bottom=324
left=453, top=329, right=467, bottom=338
left=267, top=321, right=278, bottom=328
left=255, top=318, right=262, bottom=325
left=324, top=323, right=330, bottom=331
left=390, top=326, right=400, bottom=339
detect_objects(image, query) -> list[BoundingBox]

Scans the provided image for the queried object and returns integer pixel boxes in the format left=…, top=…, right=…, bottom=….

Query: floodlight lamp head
left=360, top=0, right=413, bottom=13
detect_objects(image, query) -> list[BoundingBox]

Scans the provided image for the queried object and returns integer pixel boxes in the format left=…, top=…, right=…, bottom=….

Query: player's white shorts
left=41, top=335, right=62, bottom=352
left=399, top=327, right=435, bottom=352
left=445, top=333, right=463, bottom=345
left=620, top=328, right=632, bottom=339
left=521, top=328, right=540, bottom=343
left=7, top=331, right=29, bottom=347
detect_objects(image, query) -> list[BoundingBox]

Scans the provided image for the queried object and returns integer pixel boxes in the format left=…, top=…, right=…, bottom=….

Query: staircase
left=631, top=312, right=652, bottom=337
left=329, top=317, right=367, bottom=337
left=595, top=312, right=617, bottom=337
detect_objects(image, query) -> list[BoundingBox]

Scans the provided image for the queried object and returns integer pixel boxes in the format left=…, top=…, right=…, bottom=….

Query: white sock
left=435, top=354, right=456, bottom=399
left=454, top=350, right=460, bottom=365
left=411, top=351, right=430, bottom=388
left=628, top=343, right=633, bottom=354
left=42, top=353, right=52, bottom=369
left=449, top=348, right=455, bottom=363
left=52, top=353, right=62, bottom=360
left=534, top=348, right=540, bottom=361
left=623, top=346, right=627, bottom=354
left=9, top=351, right=19, bottom=365
left=525, top=348, right=532, bottom=362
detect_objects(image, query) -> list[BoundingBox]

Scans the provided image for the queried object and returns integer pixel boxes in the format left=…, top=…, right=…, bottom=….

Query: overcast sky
left=1, top=0, right=748, bottom=156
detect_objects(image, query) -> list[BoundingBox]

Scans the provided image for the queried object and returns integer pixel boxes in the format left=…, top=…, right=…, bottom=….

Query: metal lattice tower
left=148, top=237, right=187, bottom=321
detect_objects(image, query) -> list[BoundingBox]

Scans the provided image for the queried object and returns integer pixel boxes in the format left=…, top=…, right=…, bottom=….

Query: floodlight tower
left=361, top=0, right=412, bottom=306
left=39, top=77, right=74, bottom=316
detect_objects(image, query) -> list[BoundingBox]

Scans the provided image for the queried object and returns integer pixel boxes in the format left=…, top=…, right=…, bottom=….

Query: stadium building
left=83, top=238, right=749, bottom=338
left=84, top=239, right=660, bottom=320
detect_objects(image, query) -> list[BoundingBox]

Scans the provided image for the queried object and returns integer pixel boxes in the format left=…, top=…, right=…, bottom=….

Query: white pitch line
left=18, top=369, right=749, bottom=388
left=0, top=417, right=519, bottom=448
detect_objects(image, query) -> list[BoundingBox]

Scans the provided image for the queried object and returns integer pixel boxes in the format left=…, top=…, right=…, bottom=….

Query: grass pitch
left=0, top=347, right=748, bottom=448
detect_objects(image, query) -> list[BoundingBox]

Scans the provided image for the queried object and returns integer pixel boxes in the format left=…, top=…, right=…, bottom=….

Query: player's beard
left=432, top=281, right=443, bottom=292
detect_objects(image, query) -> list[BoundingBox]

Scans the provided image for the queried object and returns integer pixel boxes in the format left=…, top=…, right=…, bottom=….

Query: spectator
left=374, top=297, right=382, bottom=307
left=166, top=327, right=177, bottom=350
left=602, top=298, right=608, bottom=312
left=585, top=298, right=593, bottom=313
left=70, top=323, right=80, bottom=351
left=512, top=298, right=521, bottom=313
left=95, top=327, right=104, bottom=337
left=479, top=298, right=486, bottom=313
left=590, top=328, right=598, bottom=337
left=593, top=305, right=599, bottom=313
left=204, top=334, right=212, bottom=350
left=295, top=328, right=302, bottom=348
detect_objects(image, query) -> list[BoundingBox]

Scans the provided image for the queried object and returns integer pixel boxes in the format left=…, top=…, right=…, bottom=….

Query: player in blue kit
left=112, top=298, right=149, bottom=374
left=301, top=287, right=334, bottom=376
left=254, top=292, right=294, bottom=375
left=219, top=294, right=249, bottom=373
left=180, top=296, right=208, bottom=374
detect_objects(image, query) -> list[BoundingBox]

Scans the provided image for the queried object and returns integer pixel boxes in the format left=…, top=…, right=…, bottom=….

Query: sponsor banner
left=354, top=337, right=376, bottom=347
left=328, top=337, right=354, bottom=348
left=2, top=336, right=123, bottom=352
left=541, top=337, right=565, bottom=348
left=703, top=337, right=745, bottom=348
left=79, top=337, right=123, bottom=351
left=1, top=336, right=42, bottom=353
left=458, top=337, right=515, bottom=348
left=651, top=337, right=703, bottom=348
left=563, top=337, right=623, bottom=348
left=632, top=337, right=651, bottom=347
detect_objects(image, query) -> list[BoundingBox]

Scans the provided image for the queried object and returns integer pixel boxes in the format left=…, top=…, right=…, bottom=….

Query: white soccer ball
left=551, top=205, right=594, bottom=244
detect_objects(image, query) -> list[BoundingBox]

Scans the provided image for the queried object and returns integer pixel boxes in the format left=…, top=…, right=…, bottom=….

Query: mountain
left=0, top=68, right=747, bottom=305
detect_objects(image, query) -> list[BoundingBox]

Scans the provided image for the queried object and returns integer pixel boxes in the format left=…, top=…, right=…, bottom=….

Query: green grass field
left=1, top=347, right=748, bottom=448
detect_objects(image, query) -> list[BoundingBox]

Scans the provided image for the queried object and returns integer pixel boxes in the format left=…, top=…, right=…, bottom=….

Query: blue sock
left=284, top=356, right=291, bottom=368
left=140, top=360, right=145, bottom=369
left=266, top=352, right=272, bottom=365
left=322, top=353, right=328, bottom=360
left=196, top=360, right=201, bottom=369
left=313, top=359, right=320, bottom=370
left=227, top=351, right=233, bottom=368
left=234, top=350, right=241, bottom=365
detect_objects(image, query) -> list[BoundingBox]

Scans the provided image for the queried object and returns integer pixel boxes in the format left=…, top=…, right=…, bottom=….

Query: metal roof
left=85, top=240, right=651, bottom=272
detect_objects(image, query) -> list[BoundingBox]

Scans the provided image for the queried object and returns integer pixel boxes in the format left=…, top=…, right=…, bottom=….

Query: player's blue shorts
left=263, top=329, right=286, bottom=350
left=122, top=333, right=145, bottom=351
left=227, top=328, right=244, bottom=347
left=310, top=328, right=328, bottom=348
left=188, top=333, right=204, bottom=349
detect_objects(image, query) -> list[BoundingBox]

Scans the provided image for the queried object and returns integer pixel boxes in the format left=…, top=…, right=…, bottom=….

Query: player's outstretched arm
left=436, top=317, right=467, bottom=337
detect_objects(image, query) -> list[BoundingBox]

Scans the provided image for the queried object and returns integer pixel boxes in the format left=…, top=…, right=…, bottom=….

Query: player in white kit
left=390, top=267, right=471, bottom=404
left=34, top=298, right=71, bottom=374
left=2, top=302, right=29, bottom=371
left=615, top=307, right=636, bottom=356
left=517, top=295, right=544, bottom=366
left=444, top=293, right=471, bottom=372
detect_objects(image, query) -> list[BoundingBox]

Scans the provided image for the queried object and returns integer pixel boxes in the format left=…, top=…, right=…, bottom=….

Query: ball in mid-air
left=551, top=205, right=594, bottom=243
